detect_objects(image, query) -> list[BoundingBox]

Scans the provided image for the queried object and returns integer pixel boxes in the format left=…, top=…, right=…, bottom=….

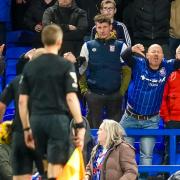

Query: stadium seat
left=6, top=30, right=35, bottom=47
left=5, top=59, right=18, bottom=76
left=5, top=74, right=16, bottom=85
left=5, top=46, right=32, bottom=59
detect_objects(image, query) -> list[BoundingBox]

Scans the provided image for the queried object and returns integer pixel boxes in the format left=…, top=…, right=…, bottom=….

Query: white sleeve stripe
left=117, top=22, right=131, bottom=47
left=79, top=43, right=89, bottom=75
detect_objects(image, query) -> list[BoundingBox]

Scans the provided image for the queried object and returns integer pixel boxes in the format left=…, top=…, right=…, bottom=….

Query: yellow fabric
left=119, top=66, right=132, bottom=96
left=95, top=30, right=117, bottom=40
left=57, top=148, right=85, bottom=180
left=0, top=120, right=13, bottom=144
left=79, top=74, right=88, bottom=95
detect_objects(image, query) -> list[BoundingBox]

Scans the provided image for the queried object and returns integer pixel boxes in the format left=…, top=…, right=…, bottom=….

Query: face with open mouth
left=146, top=44, right=164, bottom=70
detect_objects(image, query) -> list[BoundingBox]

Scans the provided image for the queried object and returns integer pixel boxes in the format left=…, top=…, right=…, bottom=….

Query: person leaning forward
left=19, top=24, right=86, bottom=180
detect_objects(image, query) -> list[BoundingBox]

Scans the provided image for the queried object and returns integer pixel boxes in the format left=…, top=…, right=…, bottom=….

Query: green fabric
left=79, top=66, right=131, bottom=96
left=119, top=66, right=131, bottom=96
left=79, top=74, right=88, bottom=95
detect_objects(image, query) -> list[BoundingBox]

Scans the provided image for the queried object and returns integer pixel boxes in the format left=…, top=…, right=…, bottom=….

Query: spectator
left=11, top=0, right=32, bottom=30
left=160, top=45, right=180, bottom=129
left=75, top=0, right=100, bottom=35
left=79, top=14, right=131, bottom=128
left=84, top=119, right=138, bottom=180
left=19, top=24, right=85, bottom=179
left=122, top=0, right=171, bottom=58
left=0, top=121, right=12, bottom=180
left=42, top=0, right=88, bottom=57
left=120, top=43, right=180, bottom=179
left=23, top=0, right=56, bottom=47
left=160, top=45, right=180, bottom=166
left=91, top=0, right=131, bottom=47
left=0, top=0, right=11, bottom=44
left=169, top=0, right=180, bottom=58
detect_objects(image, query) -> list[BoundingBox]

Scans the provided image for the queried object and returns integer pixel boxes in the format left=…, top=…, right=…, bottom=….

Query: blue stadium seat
left=5, top=46, right=32, bottom=59
left=5, top=75, right=16, bottom=85
left=5, top=59, right=18, bottom=76
left=6, top=30, right=35, bottom=47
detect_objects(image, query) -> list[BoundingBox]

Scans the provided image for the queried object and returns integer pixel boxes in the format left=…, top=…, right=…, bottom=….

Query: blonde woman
left=85, top=119, right=138, bottom=180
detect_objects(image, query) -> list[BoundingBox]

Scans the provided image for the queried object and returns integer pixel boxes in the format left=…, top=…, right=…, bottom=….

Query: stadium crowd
left=0, top=0, right=180, bottom=179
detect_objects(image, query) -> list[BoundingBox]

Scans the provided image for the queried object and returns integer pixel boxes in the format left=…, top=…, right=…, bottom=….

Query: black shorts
left=30, top=114, right=71, bottom=164
left=11, top=131, right=43, bottom=175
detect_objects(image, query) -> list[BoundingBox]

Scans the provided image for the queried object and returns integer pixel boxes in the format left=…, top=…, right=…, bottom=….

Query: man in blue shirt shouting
left=120, top=44, right=180, bottom=179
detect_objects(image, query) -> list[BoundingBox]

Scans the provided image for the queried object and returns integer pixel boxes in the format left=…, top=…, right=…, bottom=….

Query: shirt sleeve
left=19, top=68, right=30, bottom=95
left=65, top=63, right=78, bottom=93
left=0, top=82, right=14, bottom=106
left=79, top=42, right=89, bottom=75
left=160, top=81, right=170, bottom=122
left=121, top=47, right=136, bottom=68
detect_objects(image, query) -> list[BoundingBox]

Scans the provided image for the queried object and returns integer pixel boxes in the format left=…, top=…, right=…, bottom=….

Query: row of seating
left=2, top=30, right=34, bottom=116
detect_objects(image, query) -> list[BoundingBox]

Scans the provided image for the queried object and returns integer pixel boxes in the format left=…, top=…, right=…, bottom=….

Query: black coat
left=42, top=2, right=88, bottom=56
left=122, top=0, right=171, bottom=41
left=24, top=0, right=56, bottom=31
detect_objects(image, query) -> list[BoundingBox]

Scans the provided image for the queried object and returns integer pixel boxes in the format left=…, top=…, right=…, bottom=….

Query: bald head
left=146, top=44, right=164, bottom=70
left=147, top=44, right=163, bottom=53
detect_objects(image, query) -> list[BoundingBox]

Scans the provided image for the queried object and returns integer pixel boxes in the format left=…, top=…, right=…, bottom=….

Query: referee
left=19, top=24, right=85, bottom=180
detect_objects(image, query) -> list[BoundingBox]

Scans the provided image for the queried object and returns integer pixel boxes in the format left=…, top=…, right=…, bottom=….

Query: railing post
left=169, top=135, right=176, bottom=165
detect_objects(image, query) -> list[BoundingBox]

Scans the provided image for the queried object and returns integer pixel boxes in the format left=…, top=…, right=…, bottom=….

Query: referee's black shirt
left=19, top=53, right=78, bottom=115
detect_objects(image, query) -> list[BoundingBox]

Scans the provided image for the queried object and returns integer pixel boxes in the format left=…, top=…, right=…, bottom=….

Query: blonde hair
left=94, top=14, right=111, bottom=25
left=41, top=24, right=63, bottom=46
left=176, top=45, right=180, bottom=53
left=100, top=0, right=116, bottom=9
left=31, top=48, right=46, bottom=60
left=101, top=119, right=126, bottom=148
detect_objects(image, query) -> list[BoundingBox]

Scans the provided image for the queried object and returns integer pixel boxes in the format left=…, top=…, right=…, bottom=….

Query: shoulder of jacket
left=116, top=140, right=136, bottom=151
left=73, top=7, right=87, bottom=14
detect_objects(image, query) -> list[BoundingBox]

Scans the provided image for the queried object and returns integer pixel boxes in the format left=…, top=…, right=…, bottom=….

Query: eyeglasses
left=102, top=7, right=115, bottom=11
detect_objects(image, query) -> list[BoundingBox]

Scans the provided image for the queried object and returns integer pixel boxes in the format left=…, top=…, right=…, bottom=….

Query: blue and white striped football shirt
left=128, top=57, right=175, bottom=115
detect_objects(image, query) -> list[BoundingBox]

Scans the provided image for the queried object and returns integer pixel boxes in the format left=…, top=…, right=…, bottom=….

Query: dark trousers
left=164, top=121, right=180, bottom=164
left=86, top=91, right=122, bottom=128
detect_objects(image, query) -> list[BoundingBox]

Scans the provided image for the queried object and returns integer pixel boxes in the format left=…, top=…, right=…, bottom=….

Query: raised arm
left=121, top=44, right=145, bottom=68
